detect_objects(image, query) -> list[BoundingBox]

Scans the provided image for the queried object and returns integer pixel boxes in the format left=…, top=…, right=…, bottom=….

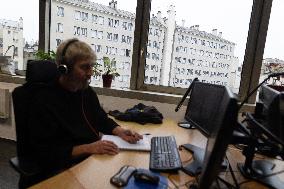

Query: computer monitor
left=258, top=85, right=284, bottom=145
left=185, top=82, right=227, bottom=137
left=181, top=82, right=238, bottom=182
left=196, top=84, right=238, bottom=188
left=236, top=85, right=284, bottom=189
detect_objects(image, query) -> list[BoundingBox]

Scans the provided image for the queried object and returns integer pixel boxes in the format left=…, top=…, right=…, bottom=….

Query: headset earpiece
left=58, top=64, right=68, bottom=74
left=58, top=39, right=79, bottom=74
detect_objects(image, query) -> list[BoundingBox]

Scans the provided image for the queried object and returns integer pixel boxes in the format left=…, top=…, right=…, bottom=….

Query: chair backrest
left=12, top=60, right=58, bottom=157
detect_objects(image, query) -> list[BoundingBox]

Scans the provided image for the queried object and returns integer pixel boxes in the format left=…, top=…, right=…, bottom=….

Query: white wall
left=0, top=82, right=18, bottom=140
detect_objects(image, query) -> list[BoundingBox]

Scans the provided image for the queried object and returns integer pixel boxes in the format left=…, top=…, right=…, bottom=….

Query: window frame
left=39, top=0, right=273, bottom=105
left=130, top=0, right=273, bottom=102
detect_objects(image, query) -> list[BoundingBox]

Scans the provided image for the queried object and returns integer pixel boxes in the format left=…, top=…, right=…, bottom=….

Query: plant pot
left=102, top=74, right=113, bottom=88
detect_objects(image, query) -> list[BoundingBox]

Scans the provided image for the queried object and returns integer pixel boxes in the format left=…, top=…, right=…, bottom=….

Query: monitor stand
left=181, top=144, right=204, bottom=176
left=237, top=138, right=284, bottom=189
left=237, top=113, right=284, bottom=189
left=181, top=144, right=228, bottom=176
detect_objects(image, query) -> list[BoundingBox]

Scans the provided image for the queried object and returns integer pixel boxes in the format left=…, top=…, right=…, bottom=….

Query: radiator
left=0, top=88, right=10, bottom=119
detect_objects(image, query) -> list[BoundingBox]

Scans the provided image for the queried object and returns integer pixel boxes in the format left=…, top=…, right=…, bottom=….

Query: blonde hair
left=56, top=38, right=96, bottom=69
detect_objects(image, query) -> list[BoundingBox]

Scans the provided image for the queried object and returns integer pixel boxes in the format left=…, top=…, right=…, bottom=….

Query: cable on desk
left=216, top=176, right=239, bottom=189
left=254, top=169, right=284, bottom=179
left=179, top=145, right=194, bottom=164
left=215, top=177, right=222, bottom=189
left=184, top=177, right=199, bottom=189
left=215, top=155, right=240, bottom=189
left=227, top=155, right=239, bottom=188
left=167, top=174, right=179, bottom=189
left=237, top=166, right=284, bottom=187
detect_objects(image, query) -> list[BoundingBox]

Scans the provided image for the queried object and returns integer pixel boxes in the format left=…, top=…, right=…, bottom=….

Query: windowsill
left=0, top=73, right=256, bottom=111
left=0, top=73, right=182, bottom=104
left=0, top=73, right=26, bottom=84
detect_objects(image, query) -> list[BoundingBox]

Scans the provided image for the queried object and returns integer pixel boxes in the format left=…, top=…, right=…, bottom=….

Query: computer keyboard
left=150, top=135, right=182, bottom=172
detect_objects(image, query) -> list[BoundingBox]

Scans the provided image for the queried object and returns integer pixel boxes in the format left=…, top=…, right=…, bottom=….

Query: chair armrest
left=9, top=156, right=41, bottom=177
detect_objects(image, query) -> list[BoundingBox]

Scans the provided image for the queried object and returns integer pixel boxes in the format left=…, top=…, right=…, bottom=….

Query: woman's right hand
left=88, top=140, right=119, bottom=155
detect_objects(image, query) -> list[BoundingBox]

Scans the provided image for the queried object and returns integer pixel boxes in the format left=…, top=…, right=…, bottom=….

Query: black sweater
left=28, top=82, right=119, bottom=171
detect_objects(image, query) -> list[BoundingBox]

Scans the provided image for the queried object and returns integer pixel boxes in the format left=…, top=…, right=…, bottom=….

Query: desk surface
left=29, top=119, right=284, bottom=189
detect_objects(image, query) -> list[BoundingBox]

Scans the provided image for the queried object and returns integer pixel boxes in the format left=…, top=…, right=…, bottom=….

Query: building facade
left=0, top=18, right=24, bottom=70
left=50, top=0, right=238, bottom=89
left=260, top=58, right=284, bottom=85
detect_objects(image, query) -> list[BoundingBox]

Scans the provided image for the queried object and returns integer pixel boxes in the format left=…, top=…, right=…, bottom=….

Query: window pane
left=145, top=0, right=253, bottom=93
left=50, top=0, right=137, bottom=89
left=0, top=0, right=38, bottom=72
left=261, top=0, right=284, bottom=86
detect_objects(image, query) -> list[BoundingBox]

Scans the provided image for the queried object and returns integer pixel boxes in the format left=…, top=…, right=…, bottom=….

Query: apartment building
left=23, top=41, right=38, bottom=70
left=51, top=0, right=138, bottom=88
left=171, top=26, right=238, bottom=88
left=50, top=0, right=238, bottom=89
left=260, top=58, right=284, bottom=85
left=0, top=18, right=24, bottom=70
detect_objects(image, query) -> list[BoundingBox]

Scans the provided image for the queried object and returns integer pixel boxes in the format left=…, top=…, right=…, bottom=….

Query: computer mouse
left=134, top=169, right=160, bottom=185
left=110, top=165, right=137, bottom=187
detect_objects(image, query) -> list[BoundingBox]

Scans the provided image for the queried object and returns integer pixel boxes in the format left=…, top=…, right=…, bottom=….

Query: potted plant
left=101, top=56, right=120, bottom=88
left=35, top=50, right=56, bottom=61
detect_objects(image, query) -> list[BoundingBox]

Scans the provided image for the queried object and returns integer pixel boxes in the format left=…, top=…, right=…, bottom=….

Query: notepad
left=102, top=135, right=151, bottom=151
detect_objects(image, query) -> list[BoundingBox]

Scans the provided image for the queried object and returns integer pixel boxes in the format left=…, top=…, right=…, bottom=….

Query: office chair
left=10, top=60, right=58, bottom=188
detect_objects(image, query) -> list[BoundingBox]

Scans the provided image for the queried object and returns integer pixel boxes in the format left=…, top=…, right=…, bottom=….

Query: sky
left=0, top=0, right=283, bottom=64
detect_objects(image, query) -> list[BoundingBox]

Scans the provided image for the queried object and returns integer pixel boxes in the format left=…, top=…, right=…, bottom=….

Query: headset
left=81, top=90, right=100, bottom=139
left=58, top=39, right=79, bottom=74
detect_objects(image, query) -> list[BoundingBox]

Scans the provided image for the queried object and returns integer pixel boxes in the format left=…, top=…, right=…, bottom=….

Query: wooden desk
left=29, top=119, right=284, bottom=189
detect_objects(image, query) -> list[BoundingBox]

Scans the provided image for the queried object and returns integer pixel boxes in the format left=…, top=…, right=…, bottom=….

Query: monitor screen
left=259, top=85, right=284, bottom=145
left=185, top=82, right=227, bottom=137
left=196, top=84, right=238, bottom=188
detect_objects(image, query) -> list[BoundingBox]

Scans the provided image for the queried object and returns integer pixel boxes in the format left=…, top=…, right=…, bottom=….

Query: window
left=92, top=14, right=104, bottom=25
left=97, top=31, right=103, bottom=39
left=142, top=0, right=254, bottom=94
left=107, top=32, right=112, bottom=41
left=75, top=10, right=81, bottom=20
left=91, top=44, right=102, bottom=53
left=98, top=16, right=104, bottom=25
left=113, top=34, right=118, bottom=42
left=75, top=11, right=88, bottom=21
left=56, top=23, right=63, bottom=33
left=14, top=47, right=18, bottom=57
left=55, top=0, right=137, bottom=88
left=0, top=0, right=38, bottom=70
left=261, top=1, right=284, bottom=87
left=90, top=29, right=97, bottom=38
left=57, top=6, right=64, bottom=17
left=122, top=22, right=127, bottom=30
left=81, top=12, right=88, bottom=21
left=74, top=26, right=81, bottom=36
left=92, top=14, right=98, bottom=23
left=56, top=39, right=62, bottom=47
left=121, top=35, right=126, bottom=43
left=114, top=20, right=119, bottom=27
left=128, top=23, right=133, bottom=31
left=43, top=0, right=273, bottom=102
left=108, top=18, right=114, bottom=27
left=81, top=28, right=87, bottom=37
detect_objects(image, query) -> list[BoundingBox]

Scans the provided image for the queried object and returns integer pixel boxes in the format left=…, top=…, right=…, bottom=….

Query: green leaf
left=101, top=56, right=119, bottom=77
left=35, top=50, right=56, bottom=61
